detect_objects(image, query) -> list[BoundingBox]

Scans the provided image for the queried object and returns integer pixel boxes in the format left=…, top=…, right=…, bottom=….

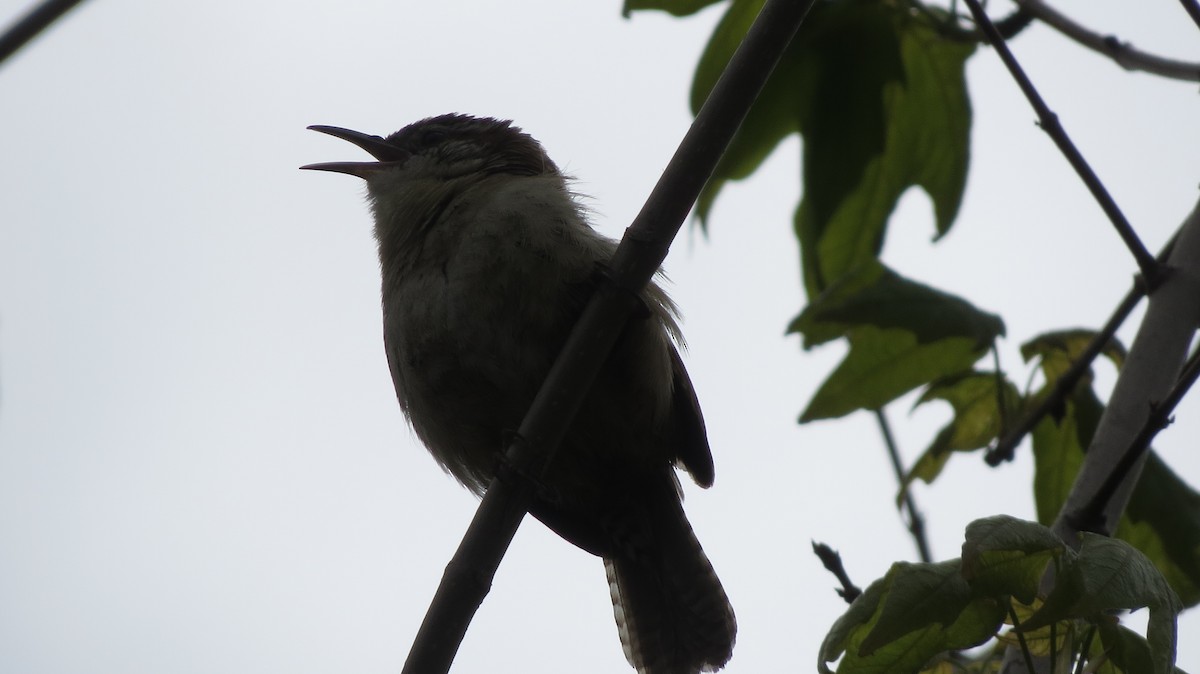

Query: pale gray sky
left=1, top=1, right=1198, bottom=672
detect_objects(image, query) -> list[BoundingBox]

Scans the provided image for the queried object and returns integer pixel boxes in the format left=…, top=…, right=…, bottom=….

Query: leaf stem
left=1008, top=604, right=1040, bottom=674
left=875, top=408, right=933, bottom=563
left=1073, top=625, right=1096, bottom=674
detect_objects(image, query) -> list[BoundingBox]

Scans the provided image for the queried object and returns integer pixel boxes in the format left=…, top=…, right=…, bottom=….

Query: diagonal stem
left=1179, top=0, right=1200, bottom=32
left=875, top=408, right=932, bottom=563
left=0, top=0, right=84, bottom=66
left=985, top=230, right=1178, bottom=465
left=812, top=542, right=862, bottom=603
left=1068, top=344, right=1200, bottom=534
left=961, top=0, right=1161, bottom=285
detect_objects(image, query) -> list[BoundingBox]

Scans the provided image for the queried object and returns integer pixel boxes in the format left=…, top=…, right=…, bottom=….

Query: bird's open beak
left=300, top=125, right=410, bottom=178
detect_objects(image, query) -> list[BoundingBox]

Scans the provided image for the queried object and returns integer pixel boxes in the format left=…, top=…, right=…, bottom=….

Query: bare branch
left=812, top=542, right=862, bottom=604
left=1181, top=0, right=1200, bottom=32
left=1002, top=198, right=1200, bottom=674
left=962, top=0, right=1162, bottom=285
left=985, top=231, right=1180, bottom=466
left=1053, top=197, right=1200, bottom=541
left=0, top=0, right=84, bottom=67
left=905, top=1, right=1035, bottom=42
left=1014, top=0, right=1200, bottom=82
left=399, top=1, right=816, bottom=671
left=1069, top=344, right=1200, bottom=534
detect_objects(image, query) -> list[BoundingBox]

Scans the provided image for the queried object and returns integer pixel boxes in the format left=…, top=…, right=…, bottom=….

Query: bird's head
left=301, top=113, right=559, bottom=184
left=303, top=114, right=567, bottom=258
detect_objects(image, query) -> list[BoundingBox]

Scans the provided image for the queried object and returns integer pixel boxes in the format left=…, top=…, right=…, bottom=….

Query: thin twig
left=1182, top=0, right=1200, bottom=32
left=1073, top=625, right=1097, bottom=674
left=1006, top=200, right=1200, bottom=674
left=962, top=0, right=1161, bottom=285
left=906, top=1, right=1035, bottom=42
left=875, top=408, right=933, bottom=563
left=0, top=0, right=84, bottom=66
left=986, top=291, right=1134, bottom=466
left=1067, top=344, right=1200, bottom=535
left=991, top=345, right=1010, bottom=442
left=985, top=231, right=1179, bottom=465
left=812, top=542, right=862, bottom=603
left=1057, top=202, right=1200, bottom=537
left=399, top=1, right=815, bottom=672
left=1008, top=604, right=1040, bottom=674
left=1013, top=0, right=1200, bottom=81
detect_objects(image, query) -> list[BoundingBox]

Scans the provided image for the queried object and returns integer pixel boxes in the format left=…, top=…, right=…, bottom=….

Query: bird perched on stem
left=303, top=114, right=735, bottom=673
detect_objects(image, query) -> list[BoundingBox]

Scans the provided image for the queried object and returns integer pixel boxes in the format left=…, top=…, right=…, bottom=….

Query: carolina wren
left=303, top=114, right=735, bottom=673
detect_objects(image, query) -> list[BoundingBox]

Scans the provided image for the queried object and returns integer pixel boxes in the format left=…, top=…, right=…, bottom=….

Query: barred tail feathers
left=604, top=498, right=735, bottom=674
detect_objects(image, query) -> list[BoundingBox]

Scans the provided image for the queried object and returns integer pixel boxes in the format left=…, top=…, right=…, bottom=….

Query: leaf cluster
left=627, top=0, right=1200, bottom=613
left=818, top=516, right=1184, bottom=674
left=625, top=0, right=1200, bottom=670
left=644, top=0, right=997, bottom=421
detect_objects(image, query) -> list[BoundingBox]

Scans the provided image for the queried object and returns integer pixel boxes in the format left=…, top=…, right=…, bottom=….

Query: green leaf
left=1096, top=623, right=1192, bottom=674
left=819, top=576, right=888, bottom=674
left=1034, top=416, right=1200, bottom=608
left=791, top=1, right=905, bottom=293
left=904, top=371, right=1021, bottom=489
left=689, top=0, right=974, bottom=297
left=788, top=260, right=1005, bottom=349
left=994, top=610, right=1077, bottom=666
left=1031, top=388, right=1103, bottom=524
left=1028, top=355, right=1200, bottom=607
left=622, top=0, right=724, bottom=17
left=1023, top=534, right=1182, bottom=674
left=860, top=559, right=988, bottom=652
left=819, top=559, right=1004, bottom=674
left=915, top=373, right=1020, bottom=452
left=961, top=516, right=1068, bottom=605
left=797, top=7, right=973, bottom=295
left=790, top=262, right=1003, bottom=422
left=1118, top=452, right=1200, bottom=607
left=690, top=0, right=804, bottom=224
left=1021, top=329, right=1127, bottom=385
left=800, top=327, right=985, bottom=422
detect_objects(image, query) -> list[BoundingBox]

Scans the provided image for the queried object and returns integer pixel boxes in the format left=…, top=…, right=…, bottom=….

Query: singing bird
left=303, top=114, right=735, bottom=673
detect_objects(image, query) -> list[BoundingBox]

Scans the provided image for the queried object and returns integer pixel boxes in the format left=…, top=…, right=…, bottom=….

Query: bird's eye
left=419, top=128, right=447, bottom=146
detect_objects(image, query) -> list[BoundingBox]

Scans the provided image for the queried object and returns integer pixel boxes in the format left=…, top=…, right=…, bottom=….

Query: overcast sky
left=1, top=1, right=1198, bottom=672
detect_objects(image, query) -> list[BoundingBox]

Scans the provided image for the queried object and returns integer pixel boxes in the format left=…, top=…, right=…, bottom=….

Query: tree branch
left=962, top=0, right=1161, bottom=285
left=1069, top=343, right=1200, bottom=535
left=399, top=1, right=816, bottom=672
left=905, top=2, right=1035, bottom=43
left=0, top=0, right=84, bottom=67
left=1003, top=196, right=1200, bottom=674
left=985, top=231, right=1180, bottom=466
left=1056, top=197, right=1200, bottom=539
left=812, top=542, right=862, bottom=603
left=1013, top=0, right=1200, bottom=82
left=1181, top=0, right=1200, bottom=32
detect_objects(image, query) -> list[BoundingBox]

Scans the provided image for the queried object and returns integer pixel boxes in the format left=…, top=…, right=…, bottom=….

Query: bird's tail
left=604, top=495, right=736, bottom=674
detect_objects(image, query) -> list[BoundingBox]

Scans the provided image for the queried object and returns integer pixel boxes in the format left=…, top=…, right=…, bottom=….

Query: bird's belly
left=384, top=255, right=575, bottom=492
